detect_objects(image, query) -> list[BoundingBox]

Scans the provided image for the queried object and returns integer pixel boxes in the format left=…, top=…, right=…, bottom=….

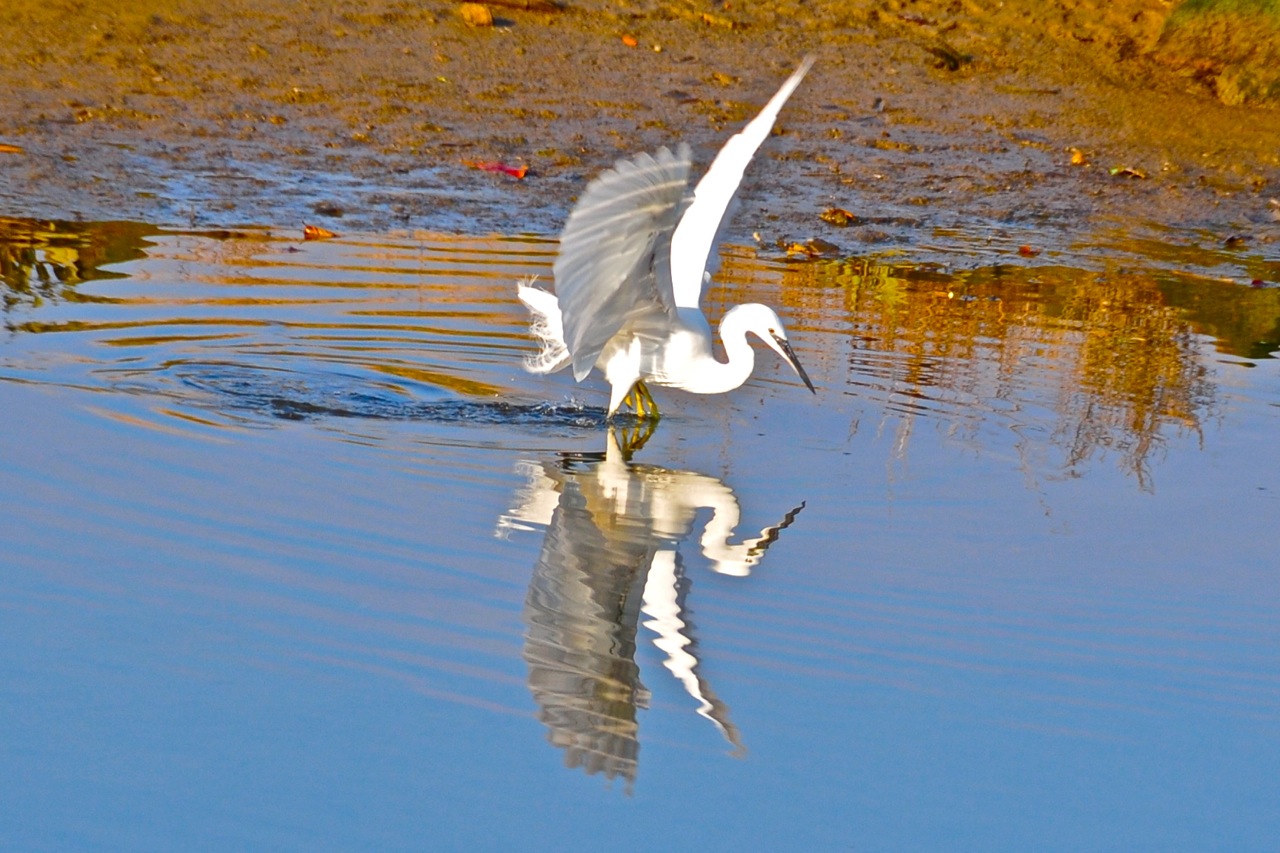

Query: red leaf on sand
left=463, top=160, right=528, bottom=179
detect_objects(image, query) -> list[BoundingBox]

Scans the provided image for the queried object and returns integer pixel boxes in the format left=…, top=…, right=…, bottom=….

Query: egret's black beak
left=772, top=332, right=816, bottom=394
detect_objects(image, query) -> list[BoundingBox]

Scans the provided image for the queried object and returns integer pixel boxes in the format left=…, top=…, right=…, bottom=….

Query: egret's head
left=730, top=303, right=816, bottom=394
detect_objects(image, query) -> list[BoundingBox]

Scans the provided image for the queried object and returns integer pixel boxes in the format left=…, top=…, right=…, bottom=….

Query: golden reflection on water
left=710, top=249, right=1279, bottom=487
left=3, top=217, right=1278, bottom=487
left=0, top=217, right=156, bottom=308
left=0, top=219, right=546, bottom=415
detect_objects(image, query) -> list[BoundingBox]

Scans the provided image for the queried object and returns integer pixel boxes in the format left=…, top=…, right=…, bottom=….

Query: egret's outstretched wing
left=668, top=56, right=814, bottom=309
left=554, top=145, right=692, bottom=381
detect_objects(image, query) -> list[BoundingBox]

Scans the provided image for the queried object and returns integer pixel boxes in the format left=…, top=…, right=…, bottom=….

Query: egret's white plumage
left=519, top=57, right=816, bottom=418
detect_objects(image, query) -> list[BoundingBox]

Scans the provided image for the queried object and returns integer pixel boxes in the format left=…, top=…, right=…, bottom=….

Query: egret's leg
left=635, top=380, right=659, bottom=421
left=616, top=381, right=658, bottom=421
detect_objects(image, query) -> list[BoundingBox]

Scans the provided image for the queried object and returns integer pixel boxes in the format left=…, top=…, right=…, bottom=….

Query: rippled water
left=3, top=218, right=1279, bottom=850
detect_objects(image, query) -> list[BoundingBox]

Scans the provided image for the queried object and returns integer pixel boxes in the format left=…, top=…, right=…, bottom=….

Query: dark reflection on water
left=177, top=363, right=608, bottom=427
left=499, top=429, right=802, bottom=790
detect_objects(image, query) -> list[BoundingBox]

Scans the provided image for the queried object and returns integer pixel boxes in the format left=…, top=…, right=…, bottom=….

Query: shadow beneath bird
left=167, top=362, right=612, bottom=428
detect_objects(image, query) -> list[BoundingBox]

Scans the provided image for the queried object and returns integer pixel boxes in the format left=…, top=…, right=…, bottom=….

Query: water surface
left=2, top=218, right=1279, bottom=850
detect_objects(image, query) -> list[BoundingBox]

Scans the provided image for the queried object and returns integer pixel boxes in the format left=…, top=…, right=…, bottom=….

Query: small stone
left=820, top=207, right=856, bottom=227
left=459, top=3, right=493, bottom=27
left=312, top=201, right=344, bottom=218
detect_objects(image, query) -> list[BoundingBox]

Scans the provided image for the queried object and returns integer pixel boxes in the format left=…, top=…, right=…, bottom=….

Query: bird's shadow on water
left=170, top=362, right=616, bottom=430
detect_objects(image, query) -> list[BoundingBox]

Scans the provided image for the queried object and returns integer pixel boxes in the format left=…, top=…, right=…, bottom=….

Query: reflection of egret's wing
left=522, top=472, right=656, bottom=789
left=640, top=549, right=744, bottom=755
left=495, top=460, right=562, bottom=536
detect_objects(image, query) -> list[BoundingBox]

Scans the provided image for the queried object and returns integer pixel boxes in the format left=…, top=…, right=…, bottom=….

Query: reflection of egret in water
left=498, top=429, right=804, bottom=789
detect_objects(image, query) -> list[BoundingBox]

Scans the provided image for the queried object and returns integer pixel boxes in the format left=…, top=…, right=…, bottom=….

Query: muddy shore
left=2, top=0, right=1279, bottom=264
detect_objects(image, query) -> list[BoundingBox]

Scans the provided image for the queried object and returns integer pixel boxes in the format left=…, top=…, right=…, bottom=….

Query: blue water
left=1, top=223, right=1278, bottom=850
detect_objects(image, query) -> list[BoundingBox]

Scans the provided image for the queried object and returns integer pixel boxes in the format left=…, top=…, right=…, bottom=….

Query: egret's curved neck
left=681, top=307, right=758, bottom=395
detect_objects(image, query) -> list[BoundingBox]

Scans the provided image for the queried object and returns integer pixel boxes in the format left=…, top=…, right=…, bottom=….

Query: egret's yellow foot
left=633, top=380, right=659, bottom=421
left=616, top=381, right=659, bottom=422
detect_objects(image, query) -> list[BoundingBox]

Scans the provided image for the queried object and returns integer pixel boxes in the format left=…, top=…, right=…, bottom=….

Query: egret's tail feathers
left=517, top=277, right=571, bottom=375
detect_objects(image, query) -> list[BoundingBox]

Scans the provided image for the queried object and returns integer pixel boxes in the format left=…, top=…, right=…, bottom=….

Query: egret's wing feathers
left=668, top=56, right=814, bottom=309
left=554, top=145, right=692, bottom=381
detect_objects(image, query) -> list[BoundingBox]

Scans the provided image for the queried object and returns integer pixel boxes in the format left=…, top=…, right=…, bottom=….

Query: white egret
left=518, top=56, right=817, bottom=419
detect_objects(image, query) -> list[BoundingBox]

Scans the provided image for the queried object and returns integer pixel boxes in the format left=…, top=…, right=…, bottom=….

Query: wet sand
left=2, top=0, right=1278, bottom=260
